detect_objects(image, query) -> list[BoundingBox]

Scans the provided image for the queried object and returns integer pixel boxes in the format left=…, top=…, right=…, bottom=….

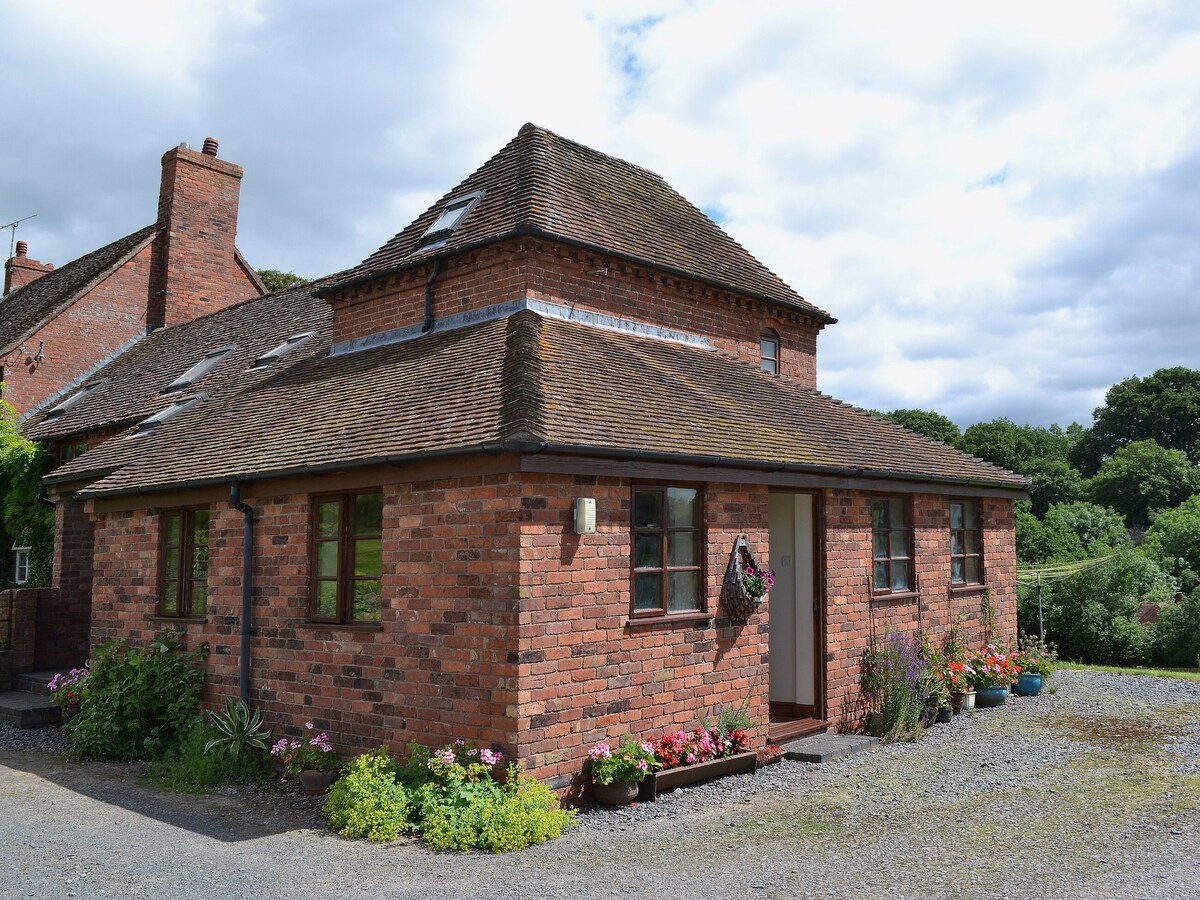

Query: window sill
left=150, top=615, right=207, bottom=625
left=950, top=583, right=990, bottom=596
left=871, top=590, right=920, bottom=604
left=299, top=622, right=384, bottom=633
left=626, top=611, right=713, bottom=628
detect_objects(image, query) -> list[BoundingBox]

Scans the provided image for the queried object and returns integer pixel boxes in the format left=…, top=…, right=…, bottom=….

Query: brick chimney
left=147, top=137, right=260, bottom=330
left=3, top=241, right=55, bottom=296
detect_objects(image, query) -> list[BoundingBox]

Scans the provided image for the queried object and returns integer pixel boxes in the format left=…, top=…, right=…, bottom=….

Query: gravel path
left=3, top=670, right=1199, bottom=899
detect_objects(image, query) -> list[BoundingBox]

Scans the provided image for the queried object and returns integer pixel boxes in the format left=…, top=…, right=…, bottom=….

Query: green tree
left=1153, top=587, right=1200, bottom=667
left=1089, top=439, right=1200, bottom=529
left=1015, top=500, right=1128, bottom=566
left=257, top=269, right=308, bottom=293
left=880, top=409, right=961, bottom=445
left=1016, top=500, right=1083, bottom=565
left=1142, top=493, right=1200, bottom=594
left=0, top=399, right=54, bottom=586
left=1071, top=367, right=1200, bottom=476
left=1023, top=456, right=1087, bottom=518
left=957, top=418, right=1075, bottom=474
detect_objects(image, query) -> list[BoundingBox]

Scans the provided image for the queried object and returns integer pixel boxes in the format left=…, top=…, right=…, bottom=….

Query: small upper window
left=12, top=539, right=31, bottom=585
left=44, top=379, right=108, bottom=420
left=136, top=395, right=203, bottom=435
left=414, top=191, right=484, bottom=253
left=164, top=345, right=236, bottom=393
left=250, top=332, right=317, bottom=370
left=60, top=440, right=88, bottom=464
left=760, top=330, right=780, bottom=375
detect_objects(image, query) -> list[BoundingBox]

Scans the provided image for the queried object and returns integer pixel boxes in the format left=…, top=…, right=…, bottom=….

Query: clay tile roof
left=333, top=124, right=832, bottom=323
left=50, top=309, right=1026, bottom=498
left=0, top=225, right=157, bottom=355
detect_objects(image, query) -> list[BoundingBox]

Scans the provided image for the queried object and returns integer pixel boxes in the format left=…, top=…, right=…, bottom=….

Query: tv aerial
left=1, top=214, right=37, bottom=259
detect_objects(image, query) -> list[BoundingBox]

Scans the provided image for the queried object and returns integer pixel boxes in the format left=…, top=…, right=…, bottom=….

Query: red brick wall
left=1, top=245, right=153, bottom=418
left=329, top=240, right=823, bottom=387
left=821, top=490, right=1018, bottom=729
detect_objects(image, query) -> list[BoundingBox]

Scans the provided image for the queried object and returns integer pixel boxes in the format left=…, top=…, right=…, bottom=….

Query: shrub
left=323, top=747, right=410, bottom=843
left=860, top=631, right=927, bottom=741
left=204, top=699, right=272, bottom=759
left=65, top=631, right=207, bottom=761
left=1154, top=588, right=1200, bottom=666
left=145, top=719, right=271, bottom=793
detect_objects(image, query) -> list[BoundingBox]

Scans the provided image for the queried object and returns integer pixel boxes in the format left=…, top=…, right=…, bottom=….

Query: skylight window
left=163, top=345, right=237, bottom=394
left=250, top=331, right=317, bottom=370
left=44, top=378, right=109, bottom=420
left=135, top=395, right=204, bottom=435
left=414, top=191, right=484, bottom=254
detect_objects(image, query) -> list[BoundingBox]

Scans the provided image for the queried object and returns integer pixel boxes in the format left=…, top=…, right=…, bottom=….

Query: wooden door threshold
left=768, top=716, right=830, bottom=744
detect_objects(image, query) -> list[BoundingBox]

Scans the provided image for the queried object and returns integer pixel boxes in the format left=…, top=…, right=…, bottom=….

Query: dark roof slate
left=337, top=124, right=832, bottom=322
left=45, top=308, right=1026, bottom=497
left=0, top=225, right=157, bottom=354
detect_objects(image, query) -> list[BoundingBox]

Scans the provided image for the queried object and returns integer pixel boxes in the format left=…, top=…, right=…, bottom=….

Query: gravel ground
left=2, top=670, right=1199, bottom=899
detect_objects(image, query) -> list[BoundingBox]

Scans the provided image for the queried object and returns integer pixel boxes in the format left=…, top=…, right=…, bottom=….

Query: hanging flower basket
left=720, top=535, right=773, bottom=623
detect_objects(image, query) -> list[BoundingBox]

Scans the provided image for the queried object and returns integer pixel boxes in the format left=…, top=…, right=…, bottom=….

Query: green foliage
left=64, top=631, right=208, bottom=761
left=1023, top=456, right=1088, bottom=518
left=204, top=699, right=272, bottom=759
left=1071, top=367, right=1200, bottom=476
left=256, top=269, right=309, bottom=292
left=859, top=631, right=927, bottom=742
left=957, top=418, right=1074, bottom=474
left=880, top=409, right=961, bottom=446
left=1089, top=440, right=1200, bottom=528
left=1153, top=588, right=1200, bottom=667
left=145, top=718, right=271, bottom=793
left=0, top=399, right=53, bottom=586
left=1142, top=493, right=1200, bottom=594
left=323, top=747, right=410, bottom=843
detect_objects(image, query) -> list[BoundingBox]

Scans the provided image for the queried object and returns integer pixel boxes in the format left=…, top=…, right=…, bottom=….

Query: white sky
left=3, top=0, right=1199, bottom=429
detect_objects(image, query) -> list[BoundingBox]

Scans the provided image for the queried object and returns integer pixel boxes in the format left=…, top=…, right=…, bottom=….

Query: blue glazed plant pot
left=975, top=685, right=1009, bottom=708
left=1014, top=673, right=1044, bottom=697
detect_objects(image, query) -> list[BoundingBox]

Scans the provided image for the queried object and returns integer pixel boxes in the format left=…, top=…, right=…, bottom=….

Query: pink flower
left=305, top=720, right=315, bottom=730
left=480, top=749, right=501, bottom=765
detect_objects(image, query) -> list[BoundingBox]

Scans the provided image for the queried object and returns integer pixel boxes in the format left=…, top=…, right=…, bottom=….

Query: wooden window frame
left=871, top=495, right=914, bottom=595
left=159, top=507, right=210, bottom=618
left=309, top=492, right=385, bottom=625
left=760, top=329, right=780, bottom=375
left=630, top=484, right=705, bottom=619
left=950, top=499, right=985, bottom=586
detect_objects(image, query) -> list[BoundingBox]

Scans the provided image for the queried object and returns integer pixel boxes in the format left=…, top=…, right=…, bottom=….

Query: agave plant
left=205, top=699, right=272, bottom=759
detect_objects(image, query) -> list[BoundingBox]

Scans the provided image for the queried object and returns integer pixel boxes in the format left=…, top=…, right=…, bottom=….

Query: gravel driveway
left=3, top=670, right=1199, bottom=899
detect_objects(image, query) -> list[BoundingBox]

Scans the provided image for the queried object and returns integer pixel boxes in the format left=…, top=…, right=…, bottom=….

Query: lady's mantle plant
left=271, top=720, right=339, bottom=777
left=587, top=736, right=660, bottom=785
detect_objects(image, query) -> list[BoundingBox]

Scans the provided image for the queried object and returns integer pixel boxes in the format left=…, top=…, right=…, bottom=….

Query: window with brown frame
left=311, top=492, right=384, bottom=624
left=160, top=508, right=210, bottom=617
left=871, top=496, right=912, bottom=593
left=950, top=500, right=983, bottom=584
left=760, top=329, right=780, bottom=375
left=631, top=485, right=703, bottom=617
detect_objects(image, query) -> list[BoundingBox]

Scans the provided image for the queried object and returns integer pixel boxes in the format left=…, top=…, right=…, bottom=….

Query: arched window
left=760, top=329, right=780, bottom=374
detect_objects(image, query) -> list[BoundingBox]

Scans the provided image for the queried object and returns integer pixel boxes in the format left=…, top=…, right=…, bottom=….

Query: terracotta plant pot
left=298, top=769, right=339, bottom=796
left=593, top=779, right=640, bottom=806
left=950, top=691, right=966, bottom=715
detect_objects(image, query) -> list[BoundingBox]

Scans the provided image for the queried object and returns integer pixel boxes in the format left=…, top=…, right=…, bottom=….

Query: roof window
left=163, top=345, right=236, bottom=393
left=44, top=378, right=109, bottom=420
left=136, top=395, right=203, bottom=435
left=250, top=331, right=317, bottom=370
left=414, top=191, right=484, bottom=254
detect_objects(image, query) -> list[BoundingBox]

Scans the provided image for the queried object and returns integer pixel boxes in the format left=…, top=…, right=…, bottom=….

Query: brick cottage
left=25, top=124, right=1027, bottom=790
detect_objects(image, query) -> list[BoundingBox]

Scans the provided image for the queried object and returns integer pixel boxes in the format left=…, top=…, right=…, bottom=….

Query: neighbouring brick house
left=0, top=137, right=263, bottom=671
left=24, top=124, right=1026, bottom=790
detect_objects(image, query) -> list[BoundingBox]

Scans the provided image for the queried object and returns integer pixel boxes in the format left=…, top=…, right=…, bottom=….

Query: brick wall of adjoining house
left=89, top=471, right=523, bottom=759
left=512, top=472, right=770, bottom=790
left=0, top=245, right=153, bottom=418
left=329, top=239, right=823, bottom=387
left=821, top=490, right=1018, bottom=730
left=0, top=588, right=40, bottom=686
left=32, top=494, right=96, bottom=669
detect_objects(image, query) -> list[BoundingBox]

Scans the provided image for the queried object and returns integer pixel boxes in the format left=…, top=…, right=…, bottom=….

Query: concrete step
left=13, top=668, right=84, bottom=695
left=781, top=732, right=880, bottom=764
left=0, top=690, right=62, bottom=728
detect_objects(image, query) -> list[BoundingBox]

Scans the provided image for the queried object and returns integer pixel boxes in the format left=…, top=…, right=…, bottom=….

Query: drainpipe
left=230, top=482, right=254, bottom=704
left=420, top=258, right=443, bottom=334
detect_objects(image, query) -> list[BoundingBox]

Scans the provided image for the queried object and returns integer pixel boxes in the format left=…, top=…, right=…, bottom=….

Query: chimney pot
left=202, top=137, right=219, bottom=157
left=15, top=240, right=27, bottom=257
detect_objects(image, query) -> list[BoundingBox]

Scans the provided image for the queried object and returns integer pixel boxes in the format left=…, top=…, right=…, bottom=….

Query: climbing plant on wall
left=0, top=397, right=53, bottom=587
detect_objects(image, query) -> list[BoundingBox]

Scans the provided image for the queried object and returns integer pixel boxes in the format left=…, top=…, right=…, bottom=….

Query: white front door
left=768, top=492, right=816, bottom=709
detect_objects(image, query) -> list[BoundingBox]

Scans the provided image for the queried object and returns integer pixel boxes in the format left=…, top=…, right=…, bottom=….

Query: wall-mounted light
left=573, top=497, right=596, bottom=535
left=34, top=340, right=44, bottom=363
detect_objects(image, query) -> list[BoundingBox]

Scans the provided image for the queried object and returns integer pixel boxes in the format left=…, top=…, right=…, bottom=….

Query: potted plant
left=1011, top=634, right=1058, bottom=696
left=586, top=736, right=660, bottom=805
left=943, top=661, right=975, bottom=714
left=47, top=667, right=89, bottom=723
left=271, top=720, right=341, bottom=794
left=966, top=645, right=1020, bottom=708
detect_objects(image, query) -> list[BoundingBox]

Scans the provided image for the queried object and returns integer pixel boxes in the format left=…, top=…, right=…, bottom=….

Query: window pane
left=873, top=562, right=888, bottom=589
left=634, top=534, right=662, bottom=569
left=355, top=493, right=383, bottom=536
left=317, top=581, right=338, bottom=618
left=966, top=558, right=981, bottom=583
left=192, top=509, right=209, bottom=546
left=667, top=571, right=699, bottom=612
left=964, top=502, right=979, bottom=528
left=890, top=529, right=909, bottom=559
left=633, top=573, right=662, bottom=611
left=164, top=547, right=181, bottom=580
left=317, top=501, right=340, bottom=539
left=965, top=531, right=980, bottom=555
left=633, top=491, right=662, bottom=529
left=317, top=541, right=339, bottom=578
left=952, top=558, right=965, bottom=583
left=668, top=532, right=697, bottom=568
left=950, top=503, right=963, bottom=530
left=355, top=538, right=382, bottom=577
left=889, top=498, right=906, bottom=525
left=191, top=581, right=208, bottom=616
left=164, top=513, right=182, bottom=547
left=352, top=580, right=382, bottom=622
left=890, top=561, right=910, bottom=592
left=162, top=582, right=178, bottom=614
left=951, top=531, right=963, bottom=555
left=191, top=546, right=208, bottom=580
left=873, top=530, right=889, bottom=559
left=872, top=501, right=885, bottom=529
left=666, top=488, right=698, bottom=527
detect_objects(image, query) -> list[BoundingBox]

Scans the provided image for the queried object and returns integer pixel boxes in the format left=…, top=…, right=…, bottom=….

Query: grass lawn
left=1058, top=661, right=1200, bottom=681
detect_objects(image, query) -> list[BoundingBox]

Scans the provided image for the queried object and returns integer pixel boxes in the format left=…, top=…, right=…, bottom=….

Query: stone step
left=0, top=690, right=62, bottom=728
left=13, top=668, right=83, bottom=695
left=781, top=732, right=880, bottom=764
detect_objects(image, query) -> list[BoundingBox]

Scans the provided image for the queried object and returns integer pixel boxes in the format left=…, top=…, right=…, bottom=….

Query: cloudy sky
left=3, top=1, right=1199, bottom=429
